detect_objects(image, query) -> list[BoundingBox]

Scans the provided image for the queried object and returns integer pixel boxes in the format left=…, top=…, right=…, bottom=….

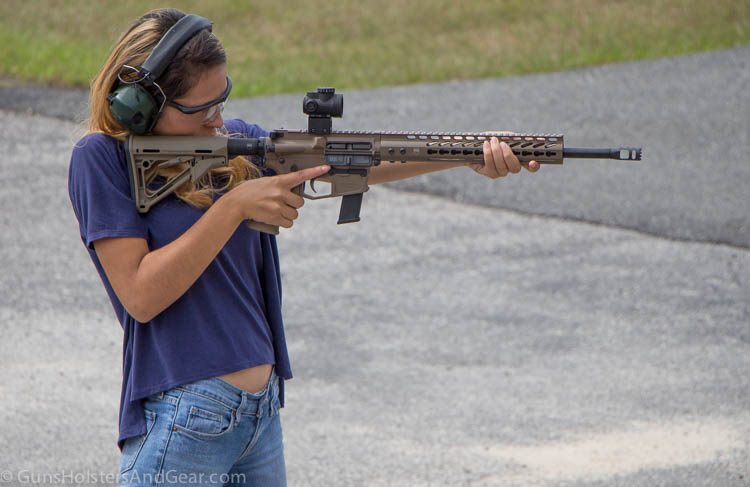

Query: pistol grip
left=244, top=181, right=304, bottom=235
left=247, top=220, right=280, bottom=235
left=338, top=193, right=363, bottom=224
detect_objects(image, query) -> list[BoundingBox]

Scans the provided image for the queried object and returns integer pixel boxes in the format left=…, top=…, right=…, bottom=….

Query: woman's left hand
left=469, top=136, right=540, bottom=178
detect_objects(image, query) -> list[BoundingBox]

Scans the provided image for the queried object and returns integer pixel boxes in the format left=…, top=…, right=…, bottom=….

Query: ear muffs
left=107, top=13, right=213, bottom=135
left=107, top=83, right=160, bottom=135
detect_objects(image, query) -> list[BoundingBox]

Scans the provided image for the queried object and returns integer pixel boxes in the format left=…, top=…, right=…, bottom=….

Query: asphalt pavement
left=0, top=46, right=748, bottom=486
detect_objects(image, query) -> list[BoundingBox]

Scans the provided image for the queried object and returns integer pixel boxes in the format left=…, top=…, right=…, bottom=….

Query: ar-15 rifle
left=125, top=87, right=642, bottom=235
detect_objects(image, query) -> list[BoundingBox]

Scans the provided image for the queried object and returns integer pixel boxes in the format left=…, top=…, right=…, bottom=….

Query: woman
left=68, top=8, right=538, bottom=486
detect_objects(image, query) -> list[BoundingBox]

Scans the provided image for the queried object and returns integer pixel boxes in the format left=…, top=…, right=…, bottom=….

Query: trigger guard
left=303, top=190, right=331, bottom=200
left=302, top=177, right=333, bottom=200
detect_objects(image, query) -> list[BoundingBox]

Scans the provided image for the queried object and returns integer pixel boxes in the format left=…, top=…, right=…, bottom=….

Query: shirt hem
left=129, top=359, right=283, bottom=401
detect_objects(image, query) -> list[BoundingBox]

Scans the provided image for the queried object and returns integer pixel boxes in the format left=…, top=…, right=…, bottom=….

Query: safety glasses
left=167, top=75, right=232, bottom=123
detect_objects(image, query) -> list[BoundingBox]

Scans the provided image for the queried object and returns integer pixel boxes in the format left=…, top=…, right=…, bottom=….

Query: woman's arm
left=95, top=165, right=328, bottom=322
left=368, top=137, right=539, bottom=185
left=94, top=194, right=243, bottom=323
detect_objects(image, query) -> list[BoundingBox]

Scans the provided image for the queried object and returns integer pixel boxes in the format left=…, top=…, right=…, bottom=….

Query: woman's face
left=153, top=63, right=229, bottom=136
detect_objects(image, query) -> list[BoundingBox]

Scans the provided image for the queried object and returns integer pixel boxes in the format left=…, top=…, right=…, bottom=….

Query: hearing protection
left=107, top=14, right=213, bottom=135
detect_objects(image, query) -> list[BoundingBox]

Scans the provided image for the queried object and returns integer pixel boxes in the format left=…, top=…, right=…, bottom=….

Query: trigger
left=302, top=177, right=330, bottom=200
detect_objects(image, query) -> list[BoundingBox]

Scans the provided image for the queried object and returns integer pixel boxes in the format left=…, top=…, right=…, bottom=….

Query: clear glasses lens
left=203, top=101, right=225, bottom=123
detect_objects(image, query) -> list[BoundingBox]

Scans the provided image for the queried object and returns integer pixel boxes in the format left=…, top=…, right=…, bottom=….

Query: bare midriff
left=218, top=363, right=273, bottom=394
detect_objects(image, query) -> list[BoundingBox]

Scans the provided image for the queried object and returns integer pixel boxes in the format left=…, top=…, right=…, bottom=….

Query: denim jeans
left=118, top=369, right=285, bottom=486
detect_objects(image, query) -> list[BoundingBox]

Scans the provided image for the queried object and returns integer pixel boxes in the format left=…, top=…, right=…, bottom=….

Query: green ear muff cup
left=106, top=15, right=212, bottom=134
left=107, top=84, right=159, bottom=135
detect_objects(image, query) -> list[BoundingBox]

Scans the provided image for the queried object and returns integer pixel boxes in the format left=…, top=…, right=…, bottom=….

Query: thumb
left=277, top=164, right=330, bottom=188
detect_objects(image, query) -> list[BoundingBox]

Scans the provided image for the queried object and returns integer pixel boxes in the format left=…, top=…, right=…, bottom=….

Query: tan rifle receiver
left=126, top=88, right=642, bottom=235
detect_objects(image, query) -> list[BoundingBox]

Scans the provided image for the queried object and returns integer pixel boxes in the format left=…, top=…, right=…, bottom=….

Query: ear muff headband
left=108, top=14, right=213, bottom=135
left=139, top=14, right=212, bottom=80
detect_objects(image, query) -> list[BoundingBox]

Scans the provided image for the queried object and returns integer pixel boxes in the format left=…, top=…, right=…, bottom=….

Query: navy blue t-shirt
left=68, top=120, right=292, bottom=449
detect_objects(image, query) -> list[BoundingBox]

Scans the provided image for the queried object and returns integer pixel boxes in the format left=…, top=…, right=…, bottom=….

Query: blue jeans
left=118, top=369, right=285, bottom=486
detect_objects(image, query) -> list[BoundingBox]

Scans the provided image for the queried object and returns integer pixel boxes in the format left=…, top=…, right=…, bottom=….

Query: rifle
left=125, top=87, right=642, bottom=235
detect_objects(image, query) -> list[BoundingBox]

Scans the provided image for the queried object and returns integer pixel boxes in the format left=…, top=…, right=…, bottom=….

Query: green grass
left=0, top=0, right=748, bottom=97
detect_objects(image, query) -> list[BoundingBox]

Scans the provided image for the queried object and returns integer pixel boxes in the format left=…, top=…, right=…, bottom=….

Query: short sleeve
left=68, top=133, right=149, bottom=249
left=223, top=119, right=269, bottom=138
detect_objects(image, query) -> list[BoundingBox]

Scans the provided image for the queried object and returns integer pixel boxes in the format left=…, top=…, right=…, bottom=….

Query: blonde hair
left=86, top=8, right=259, bottom=209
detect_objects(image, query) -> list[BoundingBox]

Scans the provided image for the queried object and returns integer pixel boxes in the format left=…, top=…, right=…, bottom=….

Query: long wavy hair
left=86, top=8, right=258, bottom=209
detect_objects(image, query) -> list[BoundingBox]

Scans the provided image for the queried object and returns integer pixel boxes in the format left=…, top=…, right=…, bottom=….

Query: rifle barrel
left=564, top=147, right=642, bottom=161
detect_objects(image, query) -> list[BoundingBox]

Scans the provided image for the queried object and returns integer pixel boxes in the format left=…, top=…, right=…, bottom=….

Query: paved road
left=0, top=47, right=748, bottom=486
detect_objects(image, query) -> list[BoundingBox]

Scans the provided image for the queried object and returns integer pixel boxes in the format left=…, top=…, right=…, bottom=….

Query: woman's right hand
left=93, top=164, right=330, bottom=322
left=226, top=165, right=330, bottom=229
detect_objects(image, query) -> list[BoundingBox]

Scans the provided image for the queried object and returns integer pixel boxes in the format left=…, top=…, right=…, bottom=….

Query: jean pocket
left=175, top=405, right=234, bottom=440
left=118, top=408, right=157, bottom=475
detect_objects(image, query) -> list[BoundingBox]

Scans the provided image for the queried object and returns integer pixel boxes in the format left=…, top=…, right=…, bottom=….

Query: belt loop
left=270, top=373, right=279, bottom=415
left=235, top=394, right=245, bottom=426
left=256, top=368, right=274, bottom=419
left=265, top=368, right=277, bottom=416
left=256, top=390, right=264, bottom=419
